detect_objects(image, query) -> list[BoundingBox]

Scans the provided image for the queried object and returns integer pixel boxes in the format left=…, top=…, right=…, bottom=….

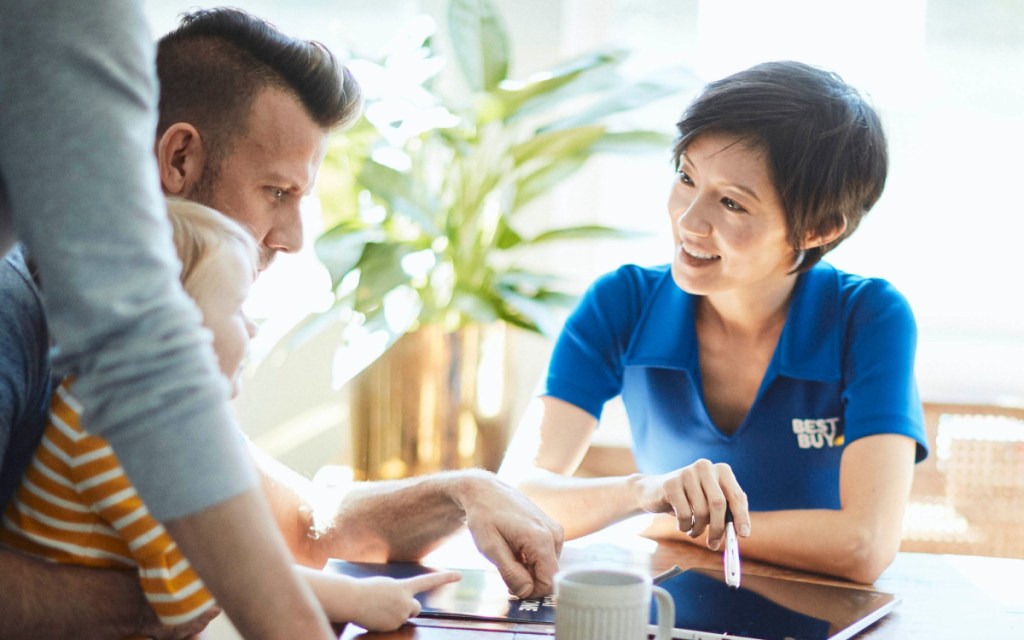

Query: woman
left=500, top=61, right=928, bottom=583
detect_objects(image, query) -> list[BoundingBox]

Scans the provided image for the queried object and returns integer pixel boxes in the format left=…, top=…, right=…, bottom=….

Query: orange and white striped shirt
left=0, top=381, right=216, bottom=630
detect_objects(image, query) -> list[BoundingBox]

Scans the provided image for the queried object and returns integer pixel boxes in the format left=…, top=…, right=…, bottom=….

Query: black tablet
left=325, top=561, right=897, bottom=639
left=654, top=568, right=898, bottom=640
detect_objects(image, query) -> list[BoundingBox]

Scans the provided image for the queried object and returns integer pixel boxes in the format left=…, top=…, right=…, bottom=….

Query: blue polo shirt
left=544, top=262, right=928, bottom=511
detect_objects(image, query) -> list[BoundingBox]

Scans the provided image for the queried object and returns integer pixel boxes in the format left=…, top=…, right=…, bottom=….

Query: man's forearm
left=0, top=545, right=145, bottom=639
left=250, top=449, right=494, bottom=566
left=252, top=444, right=490, bottom=566
left=321, top=471, right=479, bottom=562
left=252, top=461, right=566, bottom=600
left=321, top=468, right=563, bottom=598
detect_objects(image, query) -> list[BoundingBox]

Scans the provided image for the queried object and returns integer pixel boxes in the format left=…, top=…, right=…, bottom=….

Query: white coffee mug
left=554, top=567, right=674, bottom=640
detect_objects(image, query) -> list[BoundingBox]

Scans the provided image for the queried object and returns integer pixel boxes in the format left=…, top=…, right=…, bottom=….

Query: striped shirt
left=0, top=380, right=216, bottom=627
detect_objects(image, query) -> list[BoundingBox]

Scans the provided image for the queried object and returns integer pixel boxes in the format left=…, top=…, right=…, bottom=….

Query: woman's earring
left=792, top=249, right=807, bottom=270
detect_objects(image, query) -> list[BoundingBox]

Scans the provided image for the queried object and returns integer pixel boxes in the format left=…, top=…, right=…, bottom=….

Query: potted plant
left=312, top=0, right=695, bottom=479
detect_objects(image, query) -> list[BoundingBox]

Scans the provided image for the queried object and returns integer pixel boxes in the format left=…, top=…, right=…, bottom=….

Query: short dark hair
left=673, top=61, right=887, bottom=272
left=156, top=7, right=362, bottom=166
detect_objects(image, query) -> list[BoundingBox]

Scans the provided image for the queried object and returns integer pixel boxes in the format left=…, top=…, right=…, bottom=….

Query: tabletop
left=337, top=529, right=1024, bottom=640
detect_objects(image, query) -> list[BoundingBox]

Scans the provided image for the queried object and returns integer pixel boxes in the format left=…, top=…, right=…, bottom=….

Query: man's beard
left=185, top=168, right=275, bottom=270
left=183, top=164, right=219, bottom=212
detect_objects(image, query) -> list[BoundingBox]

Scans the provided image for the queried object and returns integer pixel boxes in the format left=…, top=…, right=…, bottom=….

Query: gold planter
left=349, top=323, right=512, bottom=480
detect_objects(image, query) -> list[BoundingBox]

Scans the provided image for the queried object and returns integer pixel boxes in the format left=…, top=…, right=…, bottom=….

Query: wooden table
left=337, top=530, right=1024, bottom=640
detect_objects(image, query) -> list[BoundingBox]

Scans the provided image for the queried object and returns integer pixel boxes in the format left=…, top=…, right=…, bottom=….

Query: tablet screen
left=655, top=568, right=898, bottom=640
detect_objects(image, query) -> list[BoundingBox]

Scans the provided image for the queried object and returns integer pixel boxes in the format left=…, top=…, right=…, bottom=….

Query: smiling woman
left=498, top=60, right=928, bottom=585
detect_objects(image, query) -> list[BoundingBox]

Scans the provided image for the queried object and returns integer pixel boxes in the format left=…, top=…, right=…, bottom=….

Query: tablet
left=325, top=561, right=897, bottom=639
left=655, top=568, right=898, bottom=640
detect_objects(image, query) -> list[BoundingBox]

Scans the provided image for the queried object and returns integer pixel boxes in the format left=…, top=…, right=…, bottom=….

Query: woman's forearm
left=515, top=469, right=645, bottom=539
left=643, top=507, right=901, bottom=583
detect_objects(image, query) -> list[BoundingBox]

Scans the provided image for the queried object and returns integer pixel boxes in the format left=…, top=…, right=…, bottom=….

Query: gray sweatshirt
left=0, top=0, right=256, bottom=519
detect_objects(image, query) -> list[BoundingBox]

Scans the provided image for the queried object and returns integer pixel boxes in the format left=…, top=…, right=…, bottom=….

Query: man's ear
left=803, top=214, right=848, bottom=250
left=155, top=123, right=206, bottom=196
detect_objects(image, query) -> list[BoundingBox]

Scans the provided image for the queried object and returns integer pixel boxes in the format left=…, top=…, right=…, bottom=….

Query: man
left=1, top=2, right=334, bottom=638
left=0, top=7, right=562, bottom=638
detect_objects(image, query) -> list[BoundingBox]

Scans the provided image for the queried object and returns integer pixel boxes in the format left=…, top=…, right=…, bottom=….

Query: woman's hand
left=634, top=459, right=750, bottom=550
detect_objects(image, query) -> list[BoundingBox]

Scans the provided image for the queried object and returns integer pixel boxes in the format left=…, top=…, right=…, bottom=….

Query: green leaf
left=526, top=224, right=649, bottom=245
left=508, top=72, right=623, bottom=127
left=497, top=269, right=560, bottom=290
left=529, top=288, right=578, bottom=307
left=512, top=154, right=588, bottom=209
left=494, top=216, right=524, bottom=250
left=493, top=288, right=566, bottom=336
left=353, top=243, right=415, bottom=312
left=496, top=277, right=577, bottom=310
left=541, top=65, right=700, bottom=132
left=358, top=159, right=441, bottom=236
left=314, top=224, right=384, bottom=289
left=447, top=0, right=510, bottom=92
left=590, top=130, right=675, bottom=154
left=450, top=289, right=500, bottom=325
left=493, top=49, right=625, bottom=117
left=489, top=296, right=543, bottom=334
left=510, top=125, right=606, bottom=165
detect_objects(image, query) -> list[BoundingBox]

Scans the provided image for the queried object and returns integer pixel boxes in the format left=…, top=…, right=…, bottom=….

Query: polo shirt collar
left=777, top=262, right=842, bottom=382
left=623, top=262, right=842, bottom=383
left=624, top=270, right=700, bottom=371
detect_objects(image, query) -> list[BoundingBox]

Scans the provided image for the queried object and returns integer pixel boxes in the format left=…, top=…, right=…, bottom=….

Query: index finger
left=400, top=570, right=462, bottom=596
left=723, top=481, right=750, bottom=538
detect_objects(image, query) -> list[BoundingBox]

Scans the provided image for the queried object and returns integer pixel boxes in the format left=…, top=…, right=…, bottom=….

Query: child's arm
left=297, top=567, right=460, bottom=632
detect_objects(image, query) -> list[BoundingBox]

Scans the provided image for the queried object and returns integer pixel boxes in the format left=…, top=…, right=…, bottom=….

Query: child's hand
left=351, top=571, right=461, bottom=632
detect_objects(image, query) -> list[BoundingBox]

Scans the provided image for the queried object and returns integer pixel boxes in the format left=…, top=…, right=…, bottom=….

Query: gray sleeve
left=0, top=0, right=257, bottom=519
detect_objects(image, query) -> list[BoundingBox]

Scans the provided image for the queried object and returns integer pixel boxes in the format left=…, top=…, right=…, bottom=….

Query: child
left=0, top=198, right=458, bottom=637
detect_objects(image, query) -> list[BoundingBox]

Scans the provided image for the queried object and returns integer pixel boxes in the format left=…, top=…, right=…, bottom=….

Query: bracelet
left=298, top=504, right=321, bottom=541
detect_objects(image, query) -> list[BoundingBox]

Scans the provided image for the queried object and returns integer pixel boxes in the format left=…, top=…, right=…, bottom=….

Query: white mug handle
left=651, top=585, right=675, bottom=640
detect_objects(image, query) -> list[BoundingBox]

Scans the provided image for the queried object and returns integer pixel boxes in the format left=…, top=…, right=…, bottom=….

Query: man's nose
left=264, top=201, right=305, bottom=256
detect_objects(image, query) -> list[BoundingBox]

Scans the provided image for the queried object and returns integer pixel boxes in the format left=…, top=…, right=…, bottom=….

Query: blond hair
left=164, top=197, right=258, bottom=293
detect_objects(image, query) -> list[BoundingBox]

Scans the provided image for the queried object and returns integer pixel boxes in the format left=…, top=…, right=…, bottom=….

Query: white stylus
left=724, top=507, right=742, bottom=589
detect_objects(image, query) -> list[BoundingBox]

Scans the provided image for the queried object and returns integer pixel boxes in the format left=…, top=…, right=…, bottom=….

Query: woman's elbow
left=835, top=527, right=899, bottom=584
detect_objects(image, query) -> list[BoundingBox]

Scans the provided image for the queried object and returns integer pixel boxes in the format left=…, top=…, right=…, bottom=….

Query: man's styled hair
left=156, top=7, right=362, bottom=168
left=165, top=197, right=258, bottom=293
left=673, top=61, right=888, bottom=272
